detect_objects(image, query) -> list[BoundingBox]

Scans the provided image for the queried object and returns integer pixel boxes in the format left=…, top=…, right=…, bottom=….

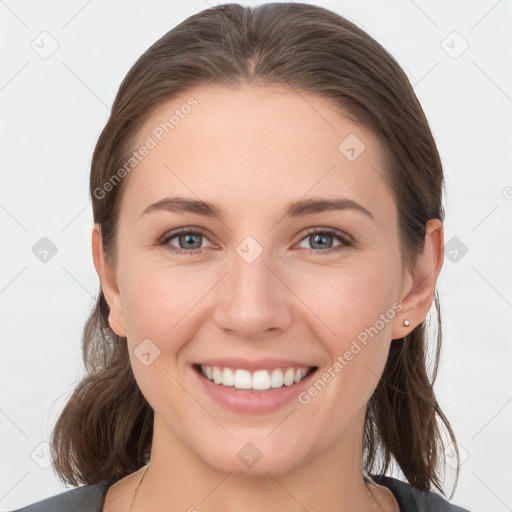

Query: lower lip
left=193, top=366, right=317, bottom=414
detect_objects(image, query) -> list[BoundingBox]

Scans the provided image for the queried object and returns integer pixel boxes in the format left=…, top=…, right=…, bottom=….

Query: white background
left=0, top=1, right=511, bottom=511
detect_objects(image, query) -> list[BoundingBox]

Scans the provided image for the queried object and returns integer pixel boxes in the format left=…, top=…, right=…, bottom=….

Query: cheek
left=120, top=259, right=211, bottom=340
left=292, top=255, right=401, bottom=340
left=291, top=258, right=399, bottom=397
left=118, top=264, right=204, bottom=416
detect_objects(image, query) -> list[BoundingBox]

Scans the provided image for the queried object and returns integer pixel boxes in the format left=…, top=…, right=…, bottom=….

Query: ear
left=391, top=219, right=444, bottom=339
left=91, top=223, right=128, bottom=337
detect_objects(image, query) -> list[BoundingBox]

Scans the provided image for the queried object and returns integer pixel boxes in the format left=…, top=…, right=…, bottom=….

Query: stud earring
left=403, top=319, right=410, bottom=327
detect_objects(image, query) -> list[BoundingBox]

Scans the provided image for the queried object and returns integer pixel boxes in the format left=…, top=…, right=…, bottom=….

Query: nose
left=212, top=243, right=293, bottom=341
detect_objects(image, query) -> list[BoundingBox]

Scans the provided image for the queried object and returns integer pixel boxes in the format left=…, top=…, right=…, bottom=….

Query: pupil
left=182, top=234, right=201, bottom=249
left=313, top=233, right=331, bottom=249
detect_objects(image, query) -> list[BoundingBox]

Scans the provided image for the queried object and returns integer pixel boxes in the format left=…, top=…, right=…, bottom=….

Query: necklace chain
left=127, top=464, right=149, bottom=512
left=126, top=464, right=397, bottom=511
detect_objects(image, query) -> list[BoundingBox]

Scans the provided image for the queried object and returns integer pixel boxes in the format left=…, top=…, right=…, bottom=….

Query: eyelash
left=159, top=227, right=354, bottom=256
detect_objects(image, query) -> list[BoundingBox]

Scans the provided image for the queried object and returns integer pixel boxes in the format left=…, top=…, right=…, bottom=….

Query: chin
left=206, top=449, right=302, bottom=477
left=190, top=434, right=307, bottom=477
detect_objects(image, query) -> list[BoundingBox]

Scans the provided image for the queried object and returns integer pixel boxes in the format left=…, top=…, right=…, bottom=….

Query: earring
left=403, top=319, right=410, bottom=327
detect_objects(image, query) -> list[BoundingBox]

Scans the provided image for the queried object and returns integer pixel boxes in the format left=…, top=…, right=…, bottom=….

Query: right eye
left=160, top=228, right=214, bottom=254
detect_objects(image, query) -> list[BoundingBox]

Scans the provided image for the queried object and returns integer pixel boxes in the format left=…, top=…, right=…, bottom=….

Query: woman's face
left=98, top=84, right=420, bottom=476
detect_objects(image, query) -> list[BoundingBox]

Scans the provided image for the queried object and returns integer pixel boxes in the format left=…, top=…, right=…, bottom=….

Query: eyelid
left=297, top=226, right=354, bottom=245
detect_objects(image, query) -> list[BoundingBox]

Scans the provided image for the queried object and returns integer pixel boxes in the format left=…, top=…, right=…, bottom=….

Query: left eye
left=160, top=228, right=352, bottom=255
left=297, top=228, right=352, bottom=253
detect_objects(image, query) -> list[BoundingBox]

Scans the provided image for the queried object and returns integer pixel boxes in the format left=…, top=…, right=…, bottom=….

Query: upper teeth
left=200, top=365, right=311, bottom=390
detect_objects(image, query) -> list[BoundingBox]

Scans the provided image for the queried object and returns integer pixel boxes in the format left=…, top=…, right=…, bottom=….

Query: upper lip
left=194, top=358, right=317, bottom=372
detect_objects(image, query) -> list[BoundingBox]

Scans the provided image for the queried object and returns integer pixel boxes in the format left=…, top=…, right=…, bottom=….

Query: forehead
left=120, top=83, right=395, bottom=224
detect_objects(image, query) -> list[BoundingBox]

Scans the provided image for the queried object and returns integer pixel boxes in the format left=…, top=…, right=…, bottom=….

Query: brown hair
left=50, top=2, right=459, bottom=496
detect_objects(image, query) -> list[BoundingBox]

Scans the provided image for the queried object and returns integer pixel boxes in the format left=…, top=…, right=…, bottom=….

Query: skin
left=93, top=83, right=443, bottom=512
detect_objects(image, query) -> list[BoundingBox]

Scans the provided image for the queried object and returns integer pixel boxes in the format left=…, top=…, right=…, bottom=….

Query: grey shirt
left=9, top=474, right=471, bottom=512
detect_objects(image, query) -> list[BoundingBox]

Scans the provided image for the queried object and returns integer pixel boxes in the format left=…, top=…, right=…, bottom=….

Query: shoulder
left=370, top=474, right=472, bottom=512
left=8, top=478, right=117, bottom=512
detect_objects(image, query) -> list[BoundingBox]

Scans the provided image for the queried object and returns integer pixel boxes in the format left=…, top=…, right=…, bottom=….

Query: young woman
left=12, top=3, right=471, bottom=511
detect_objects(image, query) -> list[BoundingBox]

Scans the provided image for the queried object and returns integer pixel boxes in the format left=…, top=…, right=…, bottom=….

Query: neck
left=133, top=412, right=380, bottom=512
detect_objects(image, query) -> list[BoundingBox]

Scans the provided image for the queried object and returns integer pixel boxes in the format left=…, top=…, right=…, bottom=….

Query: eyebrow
left=141, top=196, right=375, bottom=221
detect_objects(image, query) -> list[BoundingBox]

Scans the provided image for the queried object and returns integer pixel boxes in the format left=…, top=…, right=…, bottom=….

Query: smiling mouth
left=193, top=364, right=318, bottom=392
